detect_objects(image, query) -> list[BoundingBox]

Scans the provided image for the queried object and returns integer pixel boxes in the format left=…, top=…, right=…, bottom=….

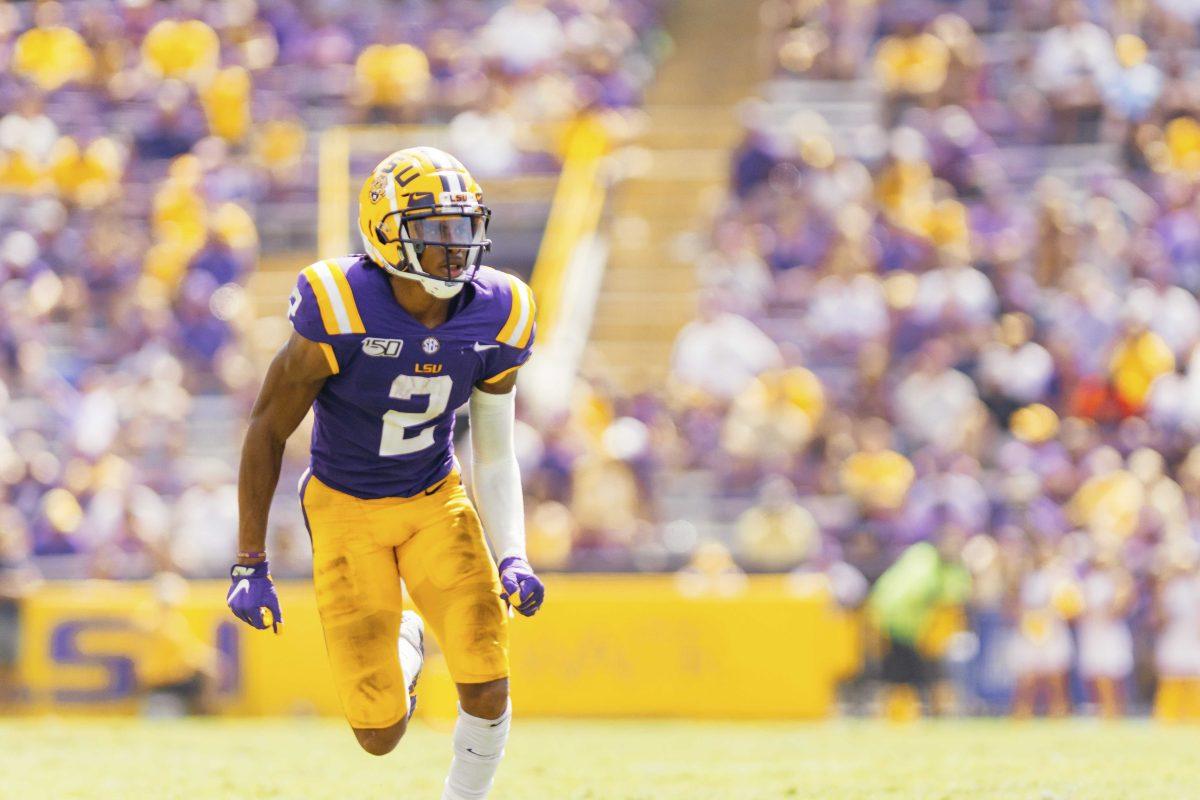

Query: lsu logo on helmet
left=367, top=173, right=388, bottom=204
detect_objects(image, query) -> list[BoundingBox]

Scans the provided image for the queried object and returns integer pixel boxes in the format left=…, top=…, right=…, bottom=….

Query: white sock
left=441, top=700, right=511, bottom=800
left=398, top=635, right=422, bottom=691
left=398, top=616, right=423, bottom=719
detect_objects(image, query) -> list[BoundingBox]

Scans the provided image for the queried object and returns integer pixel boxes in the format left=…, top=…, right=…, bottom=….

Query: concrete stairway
left=762, top=77, right=881, bottom=138
left=589, top=126, right=732, bottom=389
left=587, top=0, right=766, bottom=390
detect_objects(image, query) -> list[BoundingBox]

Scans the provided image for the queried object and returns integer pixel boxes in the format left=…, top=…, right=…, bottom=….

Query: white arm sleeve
left=468, top=387, right=526, bottom=563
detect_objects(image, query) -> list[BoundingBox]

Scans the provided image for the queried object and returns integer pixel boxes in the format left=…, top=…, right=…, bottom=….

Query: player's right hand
left=226, top=561, right=283, bottom=633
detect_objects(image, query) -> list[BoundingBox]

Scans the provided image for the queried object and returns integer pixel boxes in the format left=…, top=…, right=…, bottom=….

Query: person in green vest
left=868, top=529, right=972, bottom=720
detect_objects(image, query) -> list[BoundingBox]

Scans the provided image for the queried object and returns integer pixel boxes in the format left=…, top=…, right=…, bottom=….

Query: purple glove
left=498, top=556, right=544, bottom=616
left=226, top=561, right=283, bottom=633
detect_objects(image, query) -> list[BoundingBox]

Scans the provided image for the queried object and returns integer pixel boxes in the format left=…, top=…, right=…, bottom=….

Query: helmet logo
left=394, top=162, right=420, bottom=187
left=368, top=174, right=387, bottom=203
left=422, top=337, right=440, bottom=355
left=439, top=191, right=476, bottom=207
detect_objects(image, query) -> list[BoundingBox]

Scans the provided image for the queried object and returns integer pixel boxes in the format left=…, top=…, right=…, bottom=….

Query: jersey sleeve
left=288, top=261, right=366, bottom=374
left=480, top=272, right=536, bottom=387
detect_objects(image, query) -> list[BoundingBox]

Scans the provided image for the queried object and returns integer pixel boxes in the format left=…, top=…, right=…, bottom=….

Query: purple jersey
left=288, top=256, right=535, bottom=499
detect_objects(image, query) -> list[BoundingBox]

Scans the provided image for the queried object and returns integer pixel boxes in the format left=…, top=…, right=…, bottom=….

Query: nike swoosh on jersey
left=473, top=342, right=500, bottom=352
left=227, top=578, right=251, bottom=603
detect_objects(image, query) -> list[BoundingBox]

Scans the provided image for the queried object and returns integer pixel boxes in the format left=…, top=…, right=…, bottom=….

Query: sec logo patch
left=422, top=337, right=440, bottom=355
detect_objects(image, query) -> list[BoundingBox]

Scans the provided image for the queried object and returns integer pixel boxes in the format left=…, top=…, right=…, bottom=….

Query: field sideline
left=1, top=717, right=1198, bottom=799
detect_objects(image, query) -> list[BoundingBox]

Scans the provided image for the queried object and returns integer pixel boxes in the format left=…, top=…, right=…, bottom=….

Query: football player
left=225, top=146, right=544, bottom=800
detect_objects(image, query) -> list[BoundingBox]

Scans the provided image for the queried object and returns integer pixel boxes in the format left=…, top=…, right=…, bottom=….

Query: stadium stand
left=577, top=0, right=1200, bottom=713
left=0, top=0, right=668, bottom=581
left=7, top=0, right=1200, bottom=720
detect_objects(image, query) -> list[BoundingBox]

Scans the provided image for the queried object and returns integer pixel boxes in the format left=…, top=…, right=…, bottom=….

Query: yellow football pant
left=301, top=471, right=509, bottom=729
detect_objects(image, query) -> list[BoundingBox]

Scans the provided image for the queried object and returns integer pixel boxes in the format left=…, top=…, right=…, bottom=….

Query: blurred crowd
left=7, top=0, right=1200, bottom=717
left=503, top=0, right=1200, bottom=714
left=0, top=0, right=666, bottom=591
left=765, top=0, right=1200, bottom=150
left=733, top=0, right=1200, bottom=715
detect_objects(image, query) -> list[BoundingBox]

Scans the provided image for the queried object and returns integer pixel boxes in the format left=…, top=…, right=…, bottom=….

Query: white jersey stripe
left=503, top=278, right=531, bottom=347
left=312, top=261, right=353, bottom=333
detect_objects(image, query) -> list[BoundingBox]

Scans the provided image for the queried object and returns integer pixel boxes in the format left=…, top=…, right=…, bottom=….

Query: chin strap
left=374, top=253, right=466, bottom=299
left=397, top=267, right=465, bottom=298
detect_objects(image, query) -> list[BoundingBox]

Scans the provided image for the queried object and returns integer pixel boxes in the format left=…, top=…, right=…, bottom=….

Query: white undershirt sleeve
left=467, top=387, right=526, bottom=563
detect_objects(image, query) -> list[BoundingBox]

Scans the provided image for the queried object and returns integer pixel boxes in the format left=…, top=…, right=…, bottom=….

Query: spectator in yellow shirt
left=141, top=19, right=220, bottom=83
left=1069, top=446, right=1143, bottom=540
left=1109, top=323, right=1175, bottom=412
left=13, top=21, right=94, bottom=91
left=735, top=476, right=818, bottom=572
left=873, top=18, right=949, bottom=124
left=200, top=67, right=252, bottom=144
left=722, top=366, right=825, bottom=463
left=354, top=44, right=431, bottom=120
left=840, top=418, right=916, bottom=513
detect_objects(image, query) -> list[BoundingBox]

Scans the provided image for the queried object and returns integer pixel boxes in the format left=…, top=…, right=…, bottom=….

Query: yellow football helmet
left=357, top=146, right=490, bottom=298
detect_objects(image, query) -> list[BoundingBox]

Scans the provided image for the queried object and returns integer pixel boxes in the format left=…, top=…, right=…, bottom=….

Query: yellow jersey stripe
left=481, top=365, right=519, bottom=385
left=323, top=260, right=365, bottom=333
left=317, top=342, right=340, bottom=374
left=302, top=264, right=341, bottom=335
left=501, top=278, right=534, bottom=349
left=308, top=261, right=354, bottom=334
left=496, top=273, right=525, bottom=344
left=515, top=284, right=536, bottom=350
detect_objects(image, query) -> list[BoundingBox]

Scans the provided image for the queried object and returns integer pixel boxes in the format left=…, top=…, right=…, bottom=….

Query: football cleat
left=357, top=146, right=491, bottom=299
left=400, top=610, right=425, bottom=721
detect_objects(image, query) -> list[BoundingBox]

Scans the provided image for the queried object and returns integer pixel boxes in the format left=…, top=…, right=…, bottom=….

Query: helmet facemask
left=369, top=206, right=491, bottom=299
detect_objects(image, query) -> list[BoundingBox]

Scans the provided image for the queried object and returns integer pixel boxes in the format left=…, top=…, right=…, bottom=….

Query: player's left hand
left=498, top=556, right=544, bottom=616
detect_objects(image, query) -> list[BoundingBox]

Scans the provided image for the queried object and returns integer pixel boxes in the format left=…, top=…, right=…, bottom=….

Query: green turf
left=0, top=717, right=1198, bottom=799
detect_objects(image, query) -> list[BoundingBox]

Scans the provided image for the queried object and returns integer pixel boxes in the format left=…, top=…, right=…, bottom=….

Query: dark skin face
left=419, top=229, right=469, bottom=280
left=388, top=215, right=475, bottom=327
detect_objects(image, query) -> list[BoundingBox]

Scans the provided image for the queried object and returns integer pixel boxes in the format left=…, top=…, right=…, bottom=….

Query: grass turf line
left=0, top=718, right=1197, bottom=799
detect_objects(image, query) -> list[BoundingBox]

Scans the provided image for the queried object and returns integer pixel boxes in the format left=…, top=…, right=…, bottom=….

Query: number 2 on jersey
left=380, top=374, right=452, bottom=456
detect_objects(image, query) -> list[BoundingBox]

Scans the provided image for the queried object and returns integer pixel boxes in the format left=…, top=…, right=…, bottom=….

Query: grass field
left=1, top=717, right=1198, bottom=799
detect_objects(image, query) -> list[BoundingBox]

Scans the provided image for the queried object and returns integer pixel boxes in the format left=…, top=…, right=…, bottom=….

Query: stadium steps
left=637, top=111, right=749, bottom=152
left=644, top=0, right=767, bottom=107
left=590, top=150, right=727, bottom=388
left=998, top=142, right=1123, bottom=188
left=760, top=78, right=882, bottom=138
left=762, top=77, right=880, bottom=105
left=588, top=0, right=771, bottom=389
left=585, top=340, right=676, bottom=377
